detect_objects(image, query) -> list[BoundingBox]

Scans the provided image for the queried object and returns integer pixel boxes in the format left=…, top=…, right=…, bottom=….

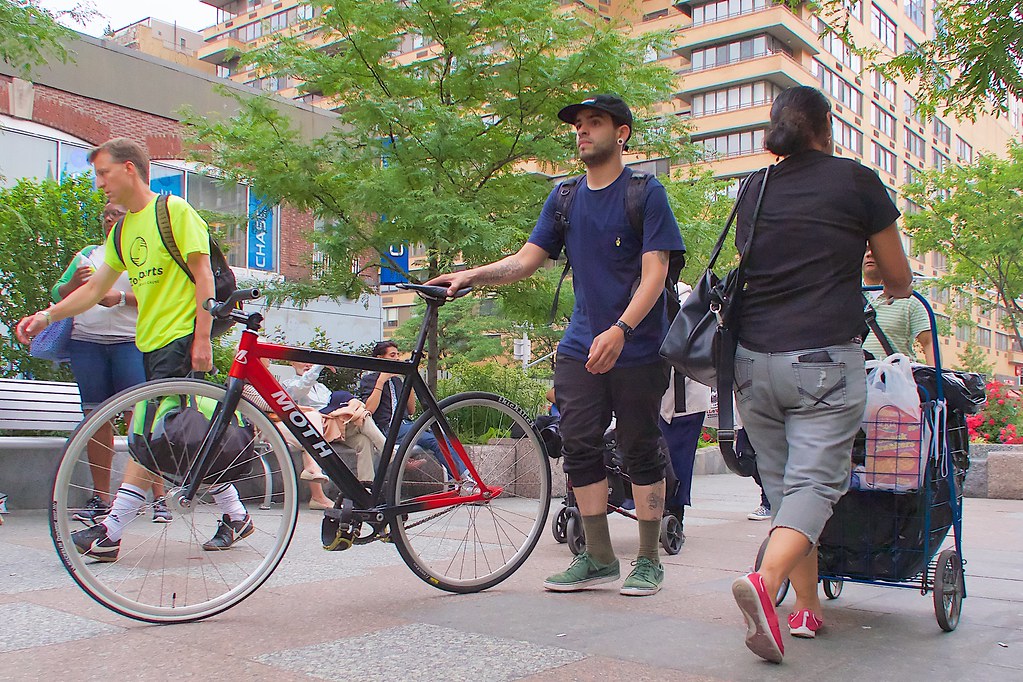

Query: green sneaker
left=543, top=551, right=620, bottom=592
left=620, top=557, right=664, bottom=596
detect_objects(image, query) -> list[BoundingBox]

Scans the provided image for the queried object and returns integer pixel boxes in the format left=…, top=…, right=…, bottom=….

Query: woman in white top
left=52, top=203, right=169, bottom=523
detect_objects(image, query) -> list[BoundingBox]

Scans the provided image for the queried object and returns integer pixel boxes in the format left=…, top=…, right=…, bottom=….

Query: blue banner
left=149, top=173, right=183, bottom=197
left=380, top=243, right=409, bottom=285
left=247, top=194, right=275, bottom=271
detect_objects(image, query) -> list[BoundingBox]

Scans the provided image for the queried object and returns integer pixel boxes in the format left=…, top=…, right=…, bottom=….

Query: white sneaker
left=458, top=472, right=479, bottom=497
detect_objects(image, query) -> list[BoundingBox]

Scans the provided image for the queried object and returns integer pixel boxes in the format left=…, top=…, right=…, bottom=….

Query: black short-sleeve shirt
left=735, top=151, right=901, bottom=352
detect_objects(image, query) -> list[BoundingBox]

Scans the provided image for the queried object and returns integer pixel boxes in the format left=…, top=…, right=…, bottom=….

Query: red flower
left=998, top=399, right=1005, bottom=405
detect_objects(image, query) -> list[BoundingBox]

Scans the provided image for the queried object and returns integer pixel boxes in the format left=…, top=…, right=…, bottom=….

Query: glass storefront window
left=0, top=128, right=57, bottom=187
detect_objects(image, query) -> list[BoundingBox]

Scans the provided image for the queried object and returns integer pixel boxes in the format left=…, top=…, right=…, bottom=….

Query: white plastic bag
left=864, top=353, right=920, bottom=422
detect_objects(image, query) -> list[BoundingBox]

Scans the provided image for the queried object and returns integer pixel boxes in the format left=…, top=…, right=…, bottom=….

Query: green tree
left=0, top=0, right=91, bottom=75
left=184, top=0, right=692, bottom=390
left=810, top=0, right=1022, bottom=119
left=391, top=295, right=512, bottom=371
left=0, top=175, right=106, bottom=378
left=901, top=143, right=1023, bottom=354
left=955, top=339, right=994, bottom=376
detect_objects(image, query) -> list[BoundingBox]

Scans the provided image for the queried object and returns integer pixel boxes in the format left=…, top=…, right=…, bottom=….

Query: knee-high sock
left=209, top=483, right=247, bottom=521
left=102, top=483, right=147, bottom=541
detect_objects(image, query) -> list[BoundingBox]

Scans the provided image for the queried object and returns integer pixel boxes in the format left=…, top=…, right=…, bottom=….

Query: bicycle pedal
left=321, top=516, right=355, bottom=551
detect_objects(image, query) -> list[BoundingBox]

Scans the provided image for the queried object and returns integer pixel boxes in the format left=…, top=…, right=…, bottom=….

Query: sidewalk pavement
left=1, top=473, right=1020, bottom=681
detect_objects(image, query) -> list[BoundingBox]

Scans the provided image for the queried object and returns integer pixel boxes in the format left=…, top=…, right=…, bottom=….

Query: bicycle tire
left=50, top=378, right=299, bottom=623
left=386, top=392, right=551, bottom=593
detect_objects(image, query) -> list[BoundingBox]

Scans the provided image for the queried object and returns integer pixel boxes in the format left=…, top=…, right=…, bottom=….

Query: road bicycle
left=51, top=284, right=551, bottom=623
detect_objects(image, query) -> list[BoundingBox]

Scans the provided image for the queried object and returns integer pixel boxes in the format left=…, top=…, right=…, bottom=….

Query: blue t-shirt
left=528, top=168, right=684, bottom=367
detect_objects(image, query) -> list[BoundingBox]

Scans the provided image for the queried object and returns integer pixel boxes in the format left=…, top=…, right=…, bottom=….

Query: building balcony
left=673, top=6, right=820, bottom=58
left=676, top=51, right=816, bottom=98
left=697, top=150, right=777, bottom=177
left=201, top=0, right=235, bottom=8
left=690, top=102, right=772, bottom=136
left=198, top=35, right=245, bottom=64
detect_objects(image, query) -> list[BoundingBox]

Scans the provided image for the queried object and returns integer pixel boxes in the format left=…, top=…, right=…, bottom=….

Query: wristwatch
left=613, top=319, right=635, bottom=339
left=117, top=290, right=127, bottom=307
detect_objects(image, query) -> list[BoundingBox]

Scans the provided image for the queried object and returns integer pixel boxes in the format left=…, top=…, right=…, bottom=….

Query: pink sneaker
left=732, top=572, right=785, bottom=663
left=788, top=609, right=824, bottom=638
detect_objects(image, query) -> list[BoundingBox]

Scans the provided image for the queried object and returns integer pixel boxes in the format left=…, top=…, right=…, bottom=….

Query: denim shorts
left=69, top=339, right=147, bottom=410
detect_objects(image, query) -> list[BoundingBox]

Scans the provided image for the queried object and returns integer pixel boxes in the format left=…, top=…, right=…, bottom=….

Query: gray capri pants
left=734, top=341, right=866, bottom=544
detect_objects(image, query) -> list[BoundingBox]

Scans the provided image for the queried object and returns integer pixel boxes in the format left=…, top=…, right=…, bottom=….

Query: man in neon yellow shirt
left=17, top=137, right=253, bottom=559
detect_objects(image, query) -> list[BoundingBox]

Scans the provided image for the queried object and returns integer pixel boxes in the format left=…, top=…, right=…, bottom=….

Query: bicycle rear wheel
left=386, top=392, right=551, bottom=593
left=50, top=379, right=298, bottom=623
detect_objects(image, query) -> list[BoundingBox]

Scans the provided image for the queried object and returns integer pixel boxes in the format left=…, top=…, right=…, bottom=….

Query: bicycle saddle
left=398, top=283, right=472, bottom=301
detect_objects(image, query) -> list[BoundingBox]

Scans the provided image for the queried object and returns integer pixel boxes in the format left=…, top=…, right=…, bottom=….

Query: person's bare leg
left=308, top=481, right=332, bottom=507
left=631, top=480, right=665, bottom=522
left=85, top=413, right=114, bottom=504
left=787, top=548, right=822, bottom=616
left=757, top=527, right=814, bottom=603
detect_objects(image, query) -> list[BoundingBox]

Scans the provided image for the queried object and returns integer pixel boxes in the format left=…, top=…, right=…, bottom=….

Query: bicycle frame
left=178, top=296, right=493, bottom=524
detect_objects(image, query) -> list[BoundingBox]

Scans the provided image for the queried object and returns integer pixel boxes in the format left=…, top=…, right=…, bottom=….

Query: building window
left=904, top=35, right=919, bottom=54
left=832, top=117, right=863, bottom=155
left=871, top=102, right=896, bottom=138
left=996, top=333, right=1010, bottom=351
left=933, top=118, right=951, bottom=145
left=699, top=129, right=767, bottom=159
left=955, top=136, right=974, bottom=163
left=816, top=19, right=863, bottom=70
left=930, top=286, right=949, bottom=304
left=931, top=251, right=946, bottom=269
left=813, top=60, right=863, bottom=114
left=904, top=162, right=920, bottom=183
left=872, top=70, right=896, bottom=101
left=903, top=93, right=924, bottom=124
left=955, top=325, right=971, bottom=342
left=904, top=0, right=926, bottom=31
left=905, top=127, right=925, bottom=157
left=690, top=35, right=791, bottom=71
left=977, top=327, right=992, bottom=348
left=384, top=307, right=400, bottom=329
left=870, top=5, right=897, bottom=51
left=932, top=148, right=949, bottom=171
left=238, top=21, right=262, bottom=42
left=693, top=0, right=769, bottom=26
left=845, top=0, right=863, bottom=21
left=871, top=141, right=896, bottom=175
left=691, top=81, right=782, bottom=117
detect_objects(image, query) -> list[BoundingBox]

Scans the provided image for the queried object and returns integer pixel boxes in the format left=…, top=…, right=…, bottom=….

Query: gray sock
left=637, top=519, right=661, bottom=562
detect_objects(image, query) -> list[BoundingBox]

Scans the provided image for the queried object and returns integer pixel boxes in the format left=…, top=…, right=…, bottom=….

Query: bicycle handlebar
left=204, top=288, right=261, bottom=319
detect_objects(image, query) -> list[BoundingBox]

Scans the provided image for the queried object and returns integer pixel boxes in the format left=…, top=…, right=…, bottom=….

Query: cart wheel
left=754, top=538, right=790, bottom=606
left=822, top=578, right=843, bottom=600
left=933, top=549, right=963, bottom=632
left=566, top=509, right=586, bottom=556
left=551, top=507, right=569, bottom=544
left=660, top=515, right=685, bottom=555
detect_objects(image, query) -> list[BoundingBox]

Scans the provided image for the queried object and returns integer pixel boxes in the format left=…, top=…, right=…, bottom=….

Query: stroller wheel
left=933, top=549, right=963, bottom=632
left=566, top=509, right=586, bottom=556
left=660, top=514, right=685, bottom=555
left=822, top=578, right=843, bottom=600
left=755, top=537, right=790, bottom=606
left=551, top=507, right=569, bottom=544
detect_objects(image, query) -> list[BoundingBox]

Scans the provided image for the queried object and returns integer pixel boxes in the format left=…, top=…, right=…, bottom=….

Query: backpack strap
left=624, top=171, right=649, bottom=238
left=155, top=194, right=195, bottom=283
left=112, top=218, right=126, bottom=268
left=548, top=176, right=583, bottom=325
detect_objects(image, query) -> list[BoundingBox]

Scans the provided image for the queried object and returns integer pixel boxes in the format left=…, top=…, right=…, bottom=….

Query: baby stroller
left=539, top=416, right=685, bottom=556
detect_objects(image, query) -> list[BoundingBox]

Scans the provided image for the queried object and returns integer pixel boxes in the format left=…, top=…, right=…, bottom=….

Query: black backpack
left=114, top=194, right=239, bottom=336
left=549, top=170, right=686, bottom=324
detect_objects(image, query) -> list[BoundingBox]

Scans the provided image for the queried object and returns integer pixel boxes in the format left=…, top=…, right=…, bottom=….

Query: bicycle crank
left=321, top=498, right=356, bottom=551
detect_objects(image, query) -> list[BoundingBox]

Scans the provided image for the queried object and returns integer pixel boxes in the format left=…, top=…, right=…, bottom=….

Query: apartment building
left=107, top=17, right=216, bottom=75
left=197, top=0, right=1023, bottom=375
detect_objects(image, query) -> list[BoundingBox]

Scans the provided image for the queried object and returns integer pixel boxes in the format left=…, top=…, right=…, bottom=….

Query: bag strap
left=113, top=218, right=125, bottom=268
left=715, top=166, right=772, bottom=467
left=864, top=295, right=898, bottom=357
left=155, top=194, right=195, bottom=283
left=548, top=176, right=583, bottom=324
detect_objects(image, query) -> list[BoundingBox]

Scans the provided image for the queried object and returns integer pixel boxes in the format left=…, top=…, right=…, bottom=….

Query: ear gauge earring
left=617, top=139, right=624, bottom=145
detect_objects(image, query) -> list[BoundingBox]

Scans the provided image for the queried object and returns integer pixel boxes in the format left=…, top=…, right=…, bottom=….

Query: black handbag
left=659, top=165, right=771, bottom=476
left=660, top=165, right=770, bottom=386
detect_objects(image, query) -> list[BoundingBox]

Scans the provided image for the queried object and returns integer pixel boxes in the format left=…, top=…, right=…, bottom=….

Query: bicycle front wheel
left=386, top=392, right=551, bottom=593
left=50, top=378, right=298, bottom=623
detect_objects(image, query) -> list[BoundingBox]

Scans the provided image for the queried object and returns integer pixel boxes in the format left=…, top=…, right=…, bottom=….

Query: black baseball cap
left=557, top=94, right=634, bottom=142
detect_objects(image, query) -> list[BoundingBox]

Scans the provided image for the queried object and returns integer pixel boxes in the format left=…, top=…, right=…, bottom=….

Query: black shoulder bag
left=659, top=165, right=771, bottom=476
